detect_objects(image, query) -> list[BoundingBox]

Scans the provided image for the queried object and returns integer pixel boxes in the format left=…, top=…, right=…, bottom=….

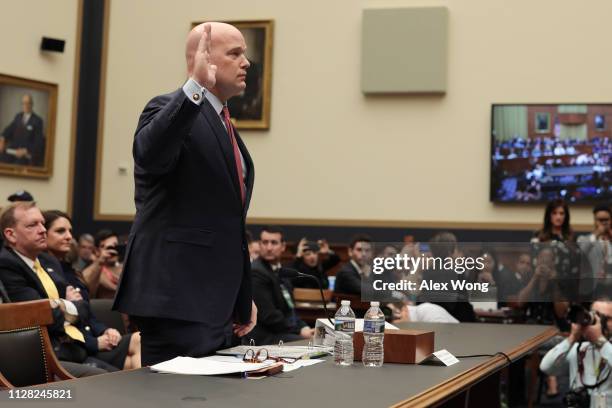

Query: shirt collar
left=350, top=259, right=362, bottom=275
left=13, top=249, right=37, bottom=271
left=204, top=90, right=225, bottom=116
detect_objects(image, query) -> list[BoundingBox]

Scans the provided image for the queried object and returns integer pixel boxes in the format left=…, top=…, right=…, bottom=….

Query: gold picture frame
left=192, top=20, right=274, bottom=130
left=0, top=74, right=57, bottom=178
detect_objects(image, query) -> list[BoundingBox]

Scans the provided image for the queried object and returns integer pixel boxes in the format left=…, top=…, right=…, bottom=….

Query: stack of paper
left=150, top=355, right=274, bottom=375
left=217, top=345, right=331, bottom=360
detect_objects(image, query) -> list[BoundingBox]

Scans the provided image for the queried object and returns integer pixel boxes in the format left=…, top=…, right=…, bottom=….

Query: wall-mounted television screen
left=491, top=104, right=611, bottom=203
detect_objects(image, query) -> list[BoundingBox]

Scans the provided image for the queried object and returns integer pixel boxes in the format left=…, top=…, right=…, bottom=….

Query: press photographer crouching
left=540, top=299, right=612, bottom=407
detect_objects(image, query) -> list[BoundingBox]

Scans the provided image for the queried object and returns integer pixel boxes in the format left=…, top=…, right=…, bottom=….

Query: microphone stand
left=281, top=268, right=335, bottom=326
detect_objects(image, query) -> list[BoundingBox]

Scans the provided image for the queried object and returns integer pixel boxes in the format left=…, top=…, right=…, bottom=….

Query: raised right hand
left=296, top=238, right=307, bottom=257
left=192, top=23, right=217, bottom=89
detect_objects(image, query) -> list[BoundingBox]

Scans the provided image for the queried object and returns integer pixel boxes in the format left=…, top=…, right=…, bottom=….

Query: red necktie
left=222, top=106, right=246, bottom=205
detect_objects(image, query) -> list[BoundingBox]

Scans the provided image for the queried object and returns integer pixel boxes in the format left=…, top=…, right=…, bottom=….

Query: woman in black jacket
left=43, top=210, right=141, bottom=370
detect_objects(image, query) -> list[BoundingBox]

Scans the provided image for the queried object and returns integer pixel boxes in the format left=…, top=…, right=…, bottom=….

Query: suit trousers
left=131, top=316, right=234, bottom=366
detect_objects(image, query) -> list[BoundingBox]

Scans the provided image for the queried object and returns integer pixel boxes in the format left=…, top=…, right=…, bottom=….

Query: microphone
left=279, top=267, right=334, bottom=326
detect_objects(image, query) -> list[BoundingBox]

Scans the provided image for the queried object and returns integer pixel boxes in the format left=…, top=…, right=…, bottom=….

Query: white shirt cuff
left=183, top=78, right=206, bottom=105
left=61, top=299, right=78, bottom=316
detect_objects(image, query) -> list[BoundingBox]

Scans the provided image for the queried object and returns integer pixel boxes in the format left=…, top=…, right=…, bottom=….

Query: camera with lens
left=563, top=388, right=590, bottom=408
left=102, top=243, right=126, bottom=263
left=567, top=303, right=610, bottom=338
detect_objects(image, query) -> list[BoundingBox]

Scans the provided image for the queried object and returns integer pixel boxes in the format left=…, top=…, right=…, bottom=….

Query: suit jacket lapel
left=233, top=129, right=254, bottom=216
left=6, top=248, right=47, bottom=297
left=199, top=100, right=242, bottom=205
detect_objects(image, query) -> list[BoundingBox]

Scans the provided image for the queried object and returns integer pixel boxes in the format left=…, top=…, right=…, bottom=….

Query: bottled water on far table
left=334, top=300, right=355, bottom=366
left=362, top=301, right=385, bottom=367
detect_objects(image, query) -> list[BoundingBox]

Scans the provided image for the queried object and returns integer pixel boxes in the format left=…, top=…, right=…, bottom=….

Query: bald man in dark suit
left=114, top=23, right=258, bottom=365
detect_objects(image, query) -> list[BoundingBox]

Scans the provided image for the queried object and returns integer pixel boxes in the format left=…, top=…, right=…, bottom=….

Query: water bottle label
left=363, top=320, right=385, bottom=334
left=334, top=320, right=355, bottom=332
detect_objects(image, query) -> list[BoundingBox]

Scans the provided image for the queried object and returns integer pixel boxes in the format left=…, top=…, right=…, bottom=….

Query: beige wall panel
left=99, top=0, right=611, bottom=227
left=0, top=0, right=79, bottom=211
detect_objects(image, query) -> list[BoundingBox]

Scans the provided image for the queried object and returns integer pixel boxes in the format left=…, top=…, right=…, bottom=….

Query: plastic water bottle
left=362, top=301, right=385, bottom=367
left=334, top=300, right=355, bottom=366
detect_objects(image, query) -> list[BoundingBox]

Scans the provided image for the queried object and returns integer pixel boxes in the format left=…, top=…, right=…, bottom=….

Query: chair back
left=89, top=299, right=126, bottom=334
left=293, top=288, right=333, bottom=303
left=0, top=300, right=67, bottom=387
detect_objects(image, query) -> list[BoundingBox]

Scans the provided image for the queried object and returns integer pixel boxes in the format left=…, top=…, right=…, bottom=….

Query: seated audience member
left=250, top=226, right=314, bottom=345
left=334, top=234, right=373, bottom=295
left=73, top=233, right=95, bottom=272
left=497, top=252, right=532, bottom=303
left=0, top=202, right=113, bottom=370
left=81, top=229, right=123, bottom=299
left=246, top=230, right=260, bottom=262
left=577, top=204, right=612, bottom=297
left=0, top=269, right=107, bottom=378
left=291, top=237, right=340, bottom=289
left=472, top=250, right=500, bottom=286
left=419, top=232, right=476, bottom=322
left=43, top=210, right=141, bottom=370
left=540, top=299, right=611, bottom=403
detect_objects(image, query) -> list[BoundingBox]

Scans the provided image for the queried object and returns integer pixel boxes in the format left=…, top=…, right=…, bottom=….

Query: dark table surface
left=0, top=322, right=557, bottom=408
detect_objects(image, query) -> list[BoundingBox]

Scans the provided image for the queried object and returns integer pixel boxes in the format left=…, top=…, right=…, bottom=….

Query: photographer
left=81, top=230, right=124, bottom=299
left=540, top=300, right=612, bottom=407
left=291, top=237, right=340, bottom=289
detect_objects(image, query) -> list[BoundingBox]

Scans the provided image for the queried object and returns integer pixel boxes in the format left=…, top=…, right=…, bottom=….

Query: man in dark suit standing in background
left=0, top=94, right=45, bottom=166
left=113, top=22, right=257, bottom=365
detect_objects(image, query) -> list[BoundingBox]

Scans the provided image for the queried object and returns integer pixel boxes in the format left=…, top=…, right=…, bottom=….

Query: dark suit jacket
left=114, top=88, right=255, bottom=330
left=334, top=261, right=363, bottom=295
left=0, top=247, right=90, bottom=343
left=250, top=259, right=307, bottom=345
left=1, top=112, right=45, bottom=166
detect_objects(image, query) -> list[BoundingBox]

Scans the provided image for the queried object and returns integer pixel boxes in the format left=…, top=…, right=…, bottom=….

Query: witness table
left=1, top=322, right=556, bottom=408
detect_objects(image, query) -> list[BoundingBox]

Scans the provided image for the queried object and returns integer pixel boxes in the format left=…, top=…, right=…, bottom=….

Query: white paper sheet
left=150, top=355, right=274, bottom=375
left=282, top=359, right=324, bottom=372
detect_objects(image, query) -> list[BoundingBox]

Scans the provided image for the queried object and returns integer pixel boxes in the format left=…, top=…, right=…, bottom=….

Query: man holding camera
left=80, top=229, right=123, bottom=299
left=540, top=300, right=612, bottom=407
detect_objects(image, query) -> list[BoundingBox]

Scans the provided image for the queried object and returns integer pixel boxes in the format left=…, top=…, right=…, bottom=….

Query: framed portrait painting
left=192, top=20, right=274, bottom=130
left=0, top=74, right=57, bottom=178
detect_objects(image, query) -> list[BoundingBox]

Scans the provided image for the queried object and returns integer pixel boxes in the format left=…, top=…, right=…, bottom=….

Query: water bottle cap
left=370, top=301, right=380, bottom=307
left=341, top=300, right=351, bottom=306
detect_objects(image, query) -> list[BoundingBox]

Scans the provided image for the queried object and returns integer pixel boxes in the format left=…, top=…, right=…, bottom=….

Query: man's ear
left=3, top=228, right=17, bottom=246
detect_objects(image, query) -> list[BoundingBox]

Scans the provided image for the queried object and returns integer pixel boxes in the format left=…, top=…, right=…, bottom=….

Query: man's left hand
left=233, top=301, right=257, bottom=337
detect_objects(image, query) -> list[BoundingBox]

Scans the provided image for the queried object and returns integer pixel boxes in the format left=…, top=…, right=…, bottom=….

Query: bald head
left=186, top=22, right=243, bottom=76
left=21, top=94, right=33, bottom=114
left=186, top=22, right=250, bottom=101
